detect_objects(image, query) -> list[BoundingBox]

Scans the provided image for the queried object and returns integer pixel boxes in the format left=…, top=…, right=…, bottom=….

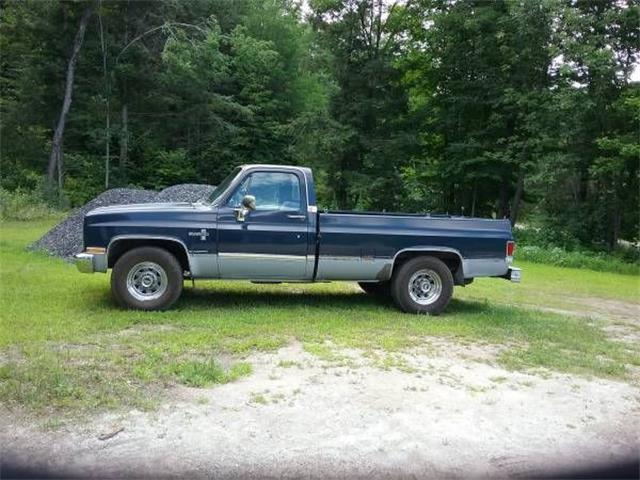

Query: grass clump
left=0, top=350, right=153, bottom=413
left=249, top=393, right=268, bottom=405
left=277, top=360, right=301, bottom=368
left=174, top=360, right=252, bottom=387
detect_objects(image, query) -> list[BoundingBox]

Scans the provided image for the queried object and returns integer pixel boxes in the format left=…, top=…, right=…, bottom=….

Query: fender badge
left=188, top=229, right=209, bottom=241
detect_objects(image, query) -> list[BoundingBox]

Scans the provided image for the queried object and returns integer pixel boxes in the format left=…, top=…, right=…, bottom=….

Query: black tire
left=358, top=281, right=391, bottom=297
left=390, top=256, right=453, bottom=315
left=111, top=246, right=183, bottom=311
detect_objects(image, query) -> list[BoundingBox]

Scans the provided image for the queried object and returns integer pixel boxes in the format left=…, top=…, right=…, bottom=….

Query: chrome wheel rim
left=126, top=262, right=168, bottom=301
left=408, top=269, right=442, bottom=305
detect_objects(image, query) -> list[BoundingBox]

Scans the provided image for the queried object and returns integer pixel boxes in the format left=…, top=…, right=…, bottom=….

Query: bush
left=513, top=223, right=640, bottom=275
left=517, top=245, right=639, bottom=276
left=0, top=187, right=58, bottom=221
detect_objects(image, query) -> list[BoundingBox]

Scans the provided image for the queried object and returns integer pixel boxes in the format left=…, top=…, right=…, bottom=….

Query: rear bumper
left=74, top=252, right=108, bottom=273
left=502, top=266, right=522, bottom=283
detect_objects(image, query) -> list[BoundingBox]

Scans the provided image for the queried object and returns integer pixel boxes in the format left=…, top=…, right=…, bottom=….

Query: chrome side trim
left=189, top=253, right=219, bottom=278
left=218, top=252, right=307, bottom=261
left=218, top=252, right=309, bottom=279
left=389, top=247, right=465, bottom=279
left=462, top=258, right=509, bottom=278
left=315, top=256, right=392, bottom=281
left=107, top=235, right=192, bottom=271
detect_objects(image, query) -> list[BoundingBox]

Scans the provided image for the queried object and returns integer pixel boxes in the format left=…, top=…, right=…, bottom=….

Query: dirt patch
left=517, top=295, right=640, bottom=345
left=2, top=341, right=638, bottom=478
left=576, top=297, right=640, bottom=322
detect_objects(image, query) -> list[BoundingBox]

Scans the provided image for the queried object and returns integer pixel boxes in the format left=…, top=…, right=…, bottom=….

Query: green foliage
left=0, top=0, right=637, bottom=253
left=400, top=0, right=638, bottom=249
left=514, top=223, right=640, bottom=274
left=516, top=245, right=639, bottom=276
left=0, top=0, right=331, bottom=202
left=0, top=187, right=58, bottom=221
left=142, top=149, right=197, bottom=189
left=62, top=153, right=109, bottom=206
left=308, top=0, right=418, bottom=210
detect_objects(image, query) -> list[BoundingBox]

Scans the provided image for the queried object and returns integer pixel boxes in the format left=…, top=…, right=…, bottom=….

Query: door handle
left=286, top=214, right=306, bottom=220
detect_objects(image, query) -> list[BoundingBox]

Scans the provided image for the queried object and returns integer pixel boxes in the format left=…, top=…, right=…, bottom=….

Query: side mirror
left=242, top=195, right=256, bottom=211
left=235, top=195, right=256, bottom=222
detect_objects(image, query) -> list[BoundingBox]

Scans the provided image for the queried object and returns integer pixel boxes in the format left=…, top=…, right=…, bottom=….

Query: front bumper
left=74, top=252, right=108, bottom=273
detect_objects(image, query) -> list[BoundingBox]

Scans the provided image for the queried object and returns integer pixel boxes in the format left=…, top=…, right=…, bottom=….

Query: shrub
left=0, top=187, right=58, bottom=221
left=513, top=223, right=639, bottom=275
left=517, top=245, right=639, bottom=276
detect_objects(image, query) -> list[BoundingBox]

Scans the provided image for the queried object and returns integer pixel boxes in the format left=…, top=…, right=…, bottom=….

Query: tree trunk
left=608, top=177, right=622, bottom=251
left=470, top=181, right=477, bottom=217
left=510, top=171, right=525, bottom=227
left=104, top=103, right=110, bottom=188
left=498, top=175, right=510, bottom=219
left=119, top=103, right=128, bottom=171
left=118, top=0, right=129, bottom=178
left=46, top=4, right=93, bottom=195
left=98, top=4, right=110, bottom=188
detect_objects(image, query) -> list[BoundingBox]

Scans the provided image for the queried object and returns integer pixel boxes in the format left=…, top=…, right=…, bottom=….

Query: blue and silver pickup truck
left=75, top=164, right=520, bottom=314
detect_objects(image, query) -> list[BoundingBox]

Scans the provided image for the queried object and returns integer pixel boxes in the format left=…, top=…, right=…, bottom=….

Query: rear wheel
left=358, top=281, right=391, bottom=297
left=111, top=246, right=183, bottom=311
left=391, top=256, right=453, bottom=315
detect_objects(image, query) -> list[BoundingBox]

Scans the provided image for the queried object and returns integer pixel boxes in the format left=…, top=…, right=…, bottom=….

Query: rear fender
left=390, top=247, right=465, bottom=285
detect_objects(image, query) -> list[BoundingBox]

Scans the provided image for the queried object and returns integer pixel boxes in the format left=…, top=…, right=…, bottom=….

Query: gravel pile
left=156, top=184, right=216, bottom=203
left=31, top=184, right=215, bottom=259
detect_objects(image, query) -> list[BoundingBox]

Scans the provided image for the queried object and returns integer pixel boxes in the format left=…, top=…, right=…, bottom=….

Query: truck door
left=216, top=170, right=310, bottom=279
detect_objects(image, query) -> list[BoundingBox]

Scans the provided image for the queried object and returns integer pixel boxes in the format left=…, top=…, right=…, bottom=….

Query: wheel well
left=392, top=250, right=464, bottom=285
left=108, top=239, right=190, bottom=272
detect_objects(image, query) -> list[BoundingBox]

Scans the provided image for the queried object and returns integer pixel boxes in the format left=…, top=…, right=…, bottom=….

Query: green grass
left=456, top=261, right=640, bottom=309
left=1, top=218, right=638, bottom=414
left=173, top=360, right=253, bottom=387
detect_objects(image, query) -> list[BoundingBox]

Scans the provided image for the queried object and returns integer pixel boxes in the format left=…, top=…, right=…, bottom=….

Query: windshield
left=204, top=167, right=242, bottom=204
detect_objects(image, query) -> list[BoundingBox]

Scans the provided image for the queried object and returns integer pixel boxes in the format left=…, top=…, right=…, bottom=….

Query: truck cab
left=212, top=165, right=317, bottom=280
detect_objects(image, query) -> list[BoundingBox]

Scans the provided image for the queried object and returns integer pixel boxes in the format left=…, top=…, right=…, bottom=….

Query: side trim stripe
left=218, top=252, right=307, bottom=261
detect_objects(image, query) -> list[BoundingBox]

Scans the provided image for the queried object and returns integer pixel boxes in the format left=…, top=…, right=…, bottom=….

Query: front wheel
left=390, top=256, right=453, bottom=315
left=111, top=246, right=183, bottom=311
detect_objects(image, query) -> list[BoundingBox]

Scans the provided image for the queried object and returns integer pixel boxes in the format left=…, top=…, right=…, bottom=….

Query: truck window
left=227, top=172, right=301, bottom=211
left=206, top=166, right=241, bottom=204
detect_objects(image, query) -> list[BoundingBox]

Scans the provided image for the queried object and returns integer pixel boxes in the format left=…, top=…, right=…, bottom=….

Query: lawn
left=1, top=218, right=638, bottom=413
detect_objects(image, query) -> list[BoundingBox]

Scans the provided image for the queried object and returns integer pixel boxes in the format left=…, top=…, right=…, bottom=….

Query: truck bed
left=315, top=211, right=512, bottom=281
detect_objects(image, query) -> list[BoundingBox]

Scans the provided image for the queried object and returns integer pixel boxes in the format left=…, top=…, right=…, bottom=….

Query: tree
left=47, top=2, right=94, bottom=197
left=401, top=0, right=555, bottom=222
left=534, top=0, right=639, bottom=248
left=309, top=0, right=418, bottom=210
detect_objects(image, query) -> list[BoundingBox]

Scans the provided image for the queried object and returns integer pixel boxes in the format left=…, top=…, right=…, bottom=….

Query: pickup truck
left=75, top=164, right=520, bottom=314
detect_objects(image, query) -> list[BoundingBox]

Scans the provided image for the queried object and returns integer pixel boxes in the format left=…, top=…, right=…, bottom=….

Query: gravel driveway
left=3, top=341, right=638, bottom=478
